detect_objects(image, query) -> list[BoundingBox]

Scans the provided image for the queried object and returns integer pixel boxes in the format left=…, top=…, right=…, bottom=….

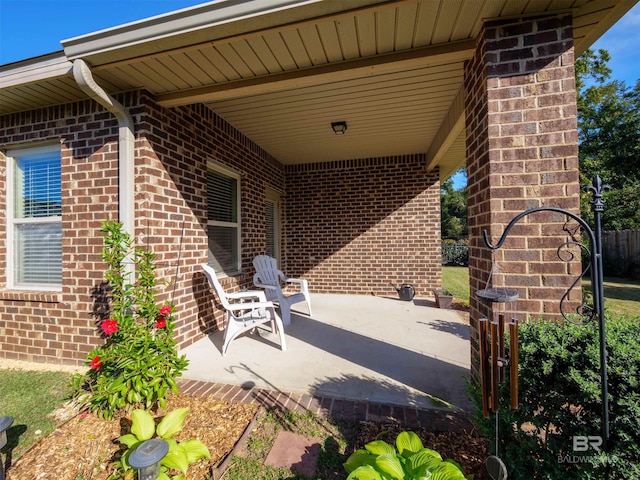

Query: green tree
left=441, top=169, right=468, bottom=239
left=577, top=49, right=640, bottom=230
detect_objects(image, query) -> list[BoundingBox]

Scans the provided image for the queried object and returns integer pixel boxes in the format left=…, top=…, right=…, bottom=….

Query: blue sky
left=1, top=0, right=639, bottom=190
left=0, top=0, right=205, bottom=63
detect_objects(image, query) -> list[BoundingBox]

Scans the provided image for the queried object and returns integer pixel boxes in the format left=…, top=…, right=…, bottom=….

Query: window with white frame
left=207, top=164, right=241, bottom=275
left=7, top=145, right=62, bottom=289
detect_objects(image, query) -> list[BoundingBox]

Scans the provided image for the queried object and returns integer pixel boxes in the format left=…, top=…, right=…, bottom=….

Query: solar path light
left=128, top=438, right=169, bottom=480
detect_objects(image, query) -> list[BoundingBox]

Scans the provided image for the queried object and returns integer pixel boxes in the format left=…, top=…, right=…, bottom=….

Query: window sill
left=0, top=290, right=61, bottom=303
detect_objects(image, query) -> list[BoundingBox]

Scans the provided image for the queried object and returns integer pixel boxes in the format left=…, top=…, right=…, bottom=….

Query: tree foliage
left=441, top=169, right=468, bottom=240
left=577, top=49, right=640, bottom=230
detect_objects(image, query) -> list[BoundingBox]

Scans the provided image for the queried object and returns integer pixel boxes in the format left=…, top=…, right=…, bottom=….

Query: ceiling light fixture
left=331, top=121, right=347, bottom=135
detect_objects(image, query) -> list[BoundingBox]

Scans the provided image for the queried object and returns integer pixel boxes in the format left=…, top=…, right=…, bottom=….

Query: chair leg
left=222, top=314, right=240, bottom=356
left=299, top=280, right=312, bottom=316
left=271, top=308, right=287, bottom=351
left=280, top=304, right=292, bottom=326
left=304, top=295, right=312, bottom=317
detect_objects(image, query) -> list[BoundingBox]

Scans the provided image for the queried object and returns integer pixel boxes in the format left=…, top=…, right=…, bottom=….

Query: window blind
left=15, top=223, right=62, bottom=284
left=266, top=199, right=276, bottom=258
left=207, top=169, right=237, bottom=223
left=207, top=167, right=240, bottom=274
left=15, top=153, right=62, bottom=218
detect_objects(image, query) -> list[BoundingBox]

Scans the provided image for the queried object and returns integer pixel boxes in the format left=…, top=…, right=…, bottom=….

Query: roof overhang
left=2, top=0, right=638, bottom=179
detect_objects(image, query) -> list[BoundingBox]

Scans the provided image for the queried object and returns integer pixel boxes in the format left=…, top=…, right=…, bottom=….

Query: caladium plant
left=343, top=431, right=470, bottom=480
left=113, top=407, right=210, bottom=480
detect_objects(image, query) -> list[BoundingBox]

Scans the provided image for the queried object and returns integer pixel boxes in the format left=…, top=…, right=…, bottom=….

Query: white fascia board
left=61, top=0, right=326, bottom=63
left=0, top=52, right=72, bottom=89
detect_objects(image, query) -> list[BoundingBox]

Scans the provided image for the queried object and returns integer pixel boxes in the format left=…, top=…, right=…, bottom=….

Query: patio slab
left=181, top=294, right=472, bottom=411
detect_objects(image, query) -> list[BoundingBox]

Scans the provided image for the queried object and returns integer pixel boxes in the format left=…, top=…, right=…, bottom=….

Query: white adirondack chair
left=201, top=263, right=286, bottom=355
left=252, top=255, right=312, bottom=326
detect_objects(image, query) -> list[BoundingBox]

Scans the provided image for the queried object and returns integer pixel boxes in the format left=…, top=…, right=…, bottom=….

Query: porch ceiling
left=1, top=0, right=637, bottom=178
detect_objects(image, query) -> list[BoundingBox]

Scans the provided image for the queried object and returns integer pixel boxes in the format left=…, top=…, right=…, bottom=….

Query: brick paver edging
left=177, top=378, right=474, bottom=433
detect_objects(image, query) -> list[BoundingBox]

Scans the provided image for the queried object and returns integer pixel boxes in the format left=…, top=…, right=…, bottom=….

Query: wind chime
left=476, top=260, right=519, bottom=480
left=476, top=260, right=520, bottom=416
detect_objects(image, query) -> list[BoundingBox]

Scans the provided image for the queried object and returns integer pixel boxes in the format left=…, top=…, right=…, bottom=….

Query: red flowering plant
left=71, top=220, right=188, bottom=419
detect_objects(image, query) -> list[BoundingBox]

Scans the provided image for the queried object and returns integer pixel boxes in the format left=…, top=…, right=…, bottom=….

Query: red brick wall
left=284, top=156, right=442, bottom=297
left=0, top=99, right=123, bottom=365
left=0, top=91, right=285, bottom=364
left=465, top=15, right=581, bottom=365
left=0, top=89, right=443, bottom=364
left=134, top=93, right=285, bottom=345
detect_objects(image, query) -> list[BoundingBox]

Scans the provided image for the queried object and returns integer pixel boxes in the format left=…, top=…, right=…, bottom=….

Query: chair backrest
left=253, top=255, right=284, bottom=286
left=201, top=263, right=233, bottom=310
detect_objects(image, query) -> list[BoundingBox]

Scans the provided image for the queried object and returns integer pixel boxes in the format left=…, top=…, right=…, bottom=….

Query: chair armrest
left=225, top=300, right=275, bottom=311
left=227, top=290, right=267, bottom=302
left=253, top=273, right=281, bottom=291
left=284, top=277, right=309, bottom=293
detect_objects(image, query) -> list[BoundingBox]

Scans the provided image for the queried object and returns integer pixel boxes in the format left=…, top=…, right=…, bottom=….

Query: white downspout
left=72, top=59, right=135, bottom=250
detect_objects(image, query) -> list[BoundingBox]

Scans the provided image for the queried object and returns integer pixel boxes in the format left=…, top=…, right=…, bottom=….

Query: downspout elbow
left=72, top=58, right=135, bottom=242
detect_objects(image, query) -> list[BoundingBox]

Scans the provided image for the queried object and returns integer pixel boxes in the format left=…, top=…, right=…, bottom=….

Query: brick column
left=465, top=15, right=581, bottom=372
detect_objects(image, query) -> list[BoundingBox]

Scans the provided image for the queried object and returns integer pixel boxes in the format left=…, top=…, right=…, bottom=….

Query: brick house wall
left=0, top=99, right=122, bottom=365
left=0, top=91, right=285, bottom=365
left=284, top=156, right=442, bottom=297
left=135, top=93, right=286, bottom=343
left=0, top=88, right=443, bottom=365
left=465, top=15, right=581, bottom=368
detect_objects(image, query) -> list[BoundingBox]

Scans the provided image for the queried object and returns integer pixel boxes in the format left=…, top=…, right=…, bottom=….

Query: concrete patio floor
left=181, top=294, right=472, bottom=412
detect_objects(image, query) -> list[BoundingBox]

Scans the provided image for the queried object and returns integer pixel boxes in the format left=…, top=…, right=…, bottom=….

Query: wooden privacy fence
left=602, top=230, right=640, bottom=279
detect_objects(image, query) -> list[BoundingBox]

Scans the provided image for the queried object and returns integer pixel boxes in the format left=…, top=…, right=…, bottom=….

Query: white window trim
left=6, top=143, right=62, bottom=291
left=207, top=161, right=241, bottom=277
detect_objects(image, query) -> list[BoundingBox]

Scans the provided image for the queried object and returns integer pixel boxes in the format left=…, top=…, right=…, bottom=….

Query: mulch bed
left=8, top=392, right=489, bottom=479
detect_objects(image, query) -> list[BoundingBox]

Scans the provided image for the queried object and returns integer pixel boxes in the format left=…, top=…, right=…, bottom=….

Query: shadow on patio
left=181, top=294, right=472, bottom=411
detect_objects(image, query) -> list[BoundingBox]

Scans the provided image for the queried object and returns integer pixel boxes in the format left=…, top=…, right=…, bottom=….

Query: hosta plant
left=112, top=407, right=210, bottom=480
left=344, top=431, right=470, bottom=480
left=71, top=220, right=188, bottom=418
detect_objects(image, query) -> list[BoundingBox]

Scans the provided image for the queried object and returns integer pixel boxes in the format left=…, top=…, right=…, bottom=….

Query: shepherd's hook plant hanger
left=481, top=174, right=611, bottom=459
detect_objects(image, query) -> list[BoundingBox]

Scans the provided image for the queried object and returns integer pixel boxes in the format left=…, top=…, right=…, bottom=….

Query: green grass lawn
left=0, top=369, right=72, bottom=461
left=442, top=266, right=470, bottom=306
left=443, top=266, right=640, bottom=319
left=583, top=276, right=640, bottom=318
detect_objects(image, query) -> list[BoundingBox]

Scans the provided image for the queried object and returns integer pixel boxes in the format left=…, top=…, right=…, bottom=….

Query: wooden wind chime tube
left=478, top=318, right=489, bottom=418
left=478, top=312, right=520, bottom=416
left=490, top=319, right=499, bottom=412
left=498, top=313, right=505, bottom=383
left=509, top=319, right=519, bottom=409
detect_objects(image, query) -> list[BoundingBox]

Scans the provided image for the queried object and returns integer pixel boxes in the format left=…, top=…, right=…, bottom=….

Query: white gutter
left=72, top=59, right=135, bottom=249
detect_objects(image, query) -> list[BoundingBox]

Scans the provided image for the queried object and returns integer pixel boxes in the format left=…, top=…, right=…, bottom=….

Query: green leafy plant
left=71, top=220, right=189, bottom=418
left=471, top=317, right=640, bottom=479
left=343, top=431, right=469, bottom=479
left=113, top=407, right=210, bottom=480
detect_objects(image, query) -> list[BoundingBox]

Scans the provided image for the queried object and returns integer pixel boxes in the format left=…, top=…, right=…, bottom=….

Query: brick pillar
left=465, top=15, right=581, bottom=373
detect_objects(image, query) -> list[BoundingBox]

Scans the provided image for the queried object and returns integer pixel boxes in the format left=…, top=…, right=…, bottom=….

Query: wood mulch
left=8, top=391, right=489, bottom=480
left=7, top=394, right=258, bottom=480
